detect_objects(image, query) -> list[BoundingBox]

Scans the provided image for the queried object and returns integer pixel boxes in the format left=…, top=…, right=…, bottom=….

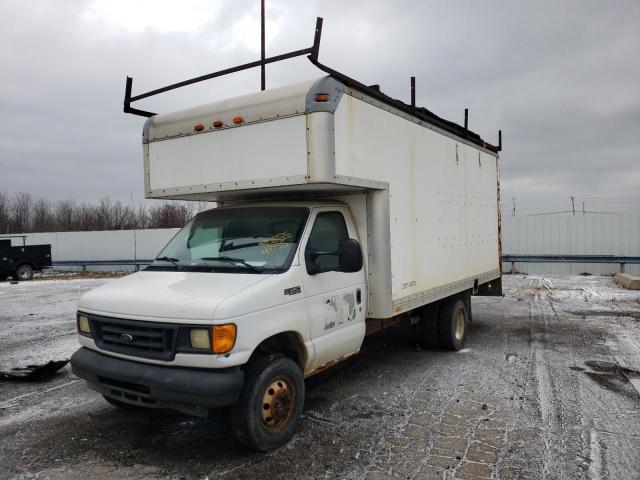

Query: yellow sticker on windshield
left=259, top=232, right=293, bottom=255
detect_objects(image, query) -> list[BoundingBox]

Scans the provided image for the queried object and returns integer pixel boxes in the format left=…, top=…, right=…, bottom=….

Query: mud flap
left=474, top=276, right=503, bottom=297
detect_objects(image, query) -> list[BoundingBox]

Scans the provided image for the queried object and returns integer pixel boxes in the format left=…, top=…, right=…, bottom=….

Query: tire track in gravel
left=528, top=299, right=566, bottom=479
left=527, top=281, right=597, bottom=480
left=528, top=280, right=640, bottom=480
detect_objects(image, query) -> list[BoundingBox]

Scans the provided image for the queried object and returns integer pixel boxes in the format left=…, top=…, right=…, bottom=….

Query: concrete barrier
left=614, top=273, right=640, bottom=290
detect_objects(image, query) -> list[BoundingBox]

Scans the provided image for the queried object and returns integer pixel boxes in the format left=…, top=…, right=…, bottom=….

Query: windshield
left=147, top=207, right=309, bottom=274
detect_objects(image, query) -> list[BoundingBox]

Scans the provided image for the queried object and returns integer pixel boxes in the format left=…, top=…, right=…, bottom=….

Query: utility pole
left=410, top=76, right=415, bottom=108
left=260, top=0, right=265, bottom=90
left=571, top=196, right=575, bottom=216
left=582, top=201, right=585, bottom=215
left=512, top=197, right=516, bottom=217
left=130, top=190, right=138, bottom=271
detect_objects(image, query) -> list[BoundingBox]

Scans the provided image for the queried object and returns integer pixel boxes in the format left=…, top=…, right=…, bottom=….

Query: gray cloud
left=1, top=0, right=638, bottom=213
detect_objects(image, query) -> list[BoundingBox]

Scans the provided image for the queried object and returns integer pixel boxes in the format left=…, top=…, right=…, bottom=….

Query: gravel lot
left=1, top=274, right=639, bottom=480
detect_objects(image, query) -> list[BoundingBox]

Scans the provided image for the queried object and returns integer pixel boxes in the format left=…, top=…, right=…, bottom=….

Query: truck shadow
left=21, top=324, right=472, bottom=478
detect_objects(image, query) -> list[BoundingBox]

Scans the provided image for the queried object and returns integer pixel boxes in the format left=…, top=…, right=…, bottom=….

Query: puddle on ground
left=574, top=360, right=640, bottom=399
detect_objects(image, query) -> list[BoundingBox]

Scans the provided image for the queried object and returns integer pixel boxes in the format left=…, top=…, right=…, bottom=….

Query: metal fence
left=501, top=213, right=640, bottom=275
left=1, top=229, right=178, bottom=273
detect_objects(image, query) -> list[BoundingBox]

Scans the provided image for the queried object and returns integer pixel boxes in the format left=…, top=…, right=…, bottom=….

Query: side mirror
left=304, top=238, right=363, bottom=275
left=337, top=238, right=363, bottom=273
left=305, top=249, right=321, bottom=275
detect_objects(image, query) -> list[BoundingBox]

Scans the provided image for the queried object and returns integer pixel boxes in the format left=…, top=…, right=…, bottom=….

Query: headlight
left=177, top=324, right=238, bottom=354
left=77, top=313, right=91, bottom=336
left=189, top=328, right=211, bottom=350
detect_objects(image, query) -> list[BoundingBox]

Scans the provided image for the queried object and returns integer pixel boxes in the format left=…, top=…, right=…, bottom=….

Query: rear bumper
left=71, top=347, right=244, bottom=416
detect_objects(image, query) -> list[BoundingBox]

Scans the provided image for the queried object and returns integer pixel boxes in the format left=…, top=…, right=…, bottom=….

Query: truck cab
left=72, top=201, right=366, bottom=449
left=0, top=237, right=52, bottom=281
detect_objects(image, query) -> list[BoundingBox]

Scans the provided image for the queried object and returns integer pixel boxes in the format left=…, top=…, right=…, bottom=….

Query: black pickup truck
left=0, top=238, right=52, bottom=281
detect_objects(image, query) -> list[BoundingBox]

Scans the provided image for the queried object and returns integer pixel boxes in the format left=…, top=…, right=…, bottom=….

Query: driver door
left=300, top=208, right=366, bottom=371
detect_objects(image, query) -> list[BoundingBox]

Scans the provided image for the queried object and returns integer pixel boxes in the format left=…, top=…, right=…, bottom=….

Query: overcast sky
left=1, top=0, right=638, bottom=214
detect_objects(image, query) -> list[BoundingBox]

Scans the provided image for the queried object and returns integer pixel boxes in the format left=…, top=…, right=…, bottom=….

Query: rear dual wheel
left=231, top=354, right=304, bottom=451
left=438, top=299, right=468, bottom=350
left=417, top=297, right=468, bottom=351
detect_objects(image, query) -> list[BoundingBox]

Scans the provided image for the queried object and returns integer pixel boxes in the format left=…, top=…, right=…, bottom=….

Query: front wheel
left=437, top=299, right=468, bottom=351
left=231, top=355, right=304, bottom=451
left=15, top=264, right=34, bottom=281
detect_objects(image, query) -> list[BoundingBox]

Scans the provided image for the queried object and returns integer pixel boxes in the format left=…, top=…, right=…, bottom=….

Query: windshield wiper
left=153, top=256, right=181, bottom=269
left=199, top=256, right=263, bottom=273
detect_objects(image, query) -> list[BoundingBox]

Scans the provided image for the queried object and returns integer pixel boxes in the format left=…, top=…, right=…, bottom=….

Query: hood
left=78, top=271, right=270, bottom=322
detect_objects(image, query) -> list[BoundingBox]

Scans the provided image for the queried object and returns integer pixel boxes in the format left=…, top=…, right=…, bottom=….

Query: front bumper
left=71, top=348, right=244, bottom=417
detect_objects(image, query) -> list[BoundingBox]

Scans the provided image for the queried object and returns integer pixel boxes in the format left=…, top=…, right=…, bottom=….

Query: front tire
left=15, top=264, right=34, bottom=281
left=437, top=299, right=468, bottom=351
left=231, top=355, right=304, bottom=451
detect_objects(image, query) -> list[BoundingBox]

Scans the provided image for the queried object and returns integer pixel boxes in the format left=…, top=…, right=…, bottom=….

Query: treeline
left=0, top=192, right=208, bottom=234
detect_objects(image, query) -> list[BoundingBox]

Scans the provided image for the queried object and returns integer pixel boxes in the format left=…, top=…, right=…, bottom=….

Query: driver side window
left=306, top=211, right=349, bottom=273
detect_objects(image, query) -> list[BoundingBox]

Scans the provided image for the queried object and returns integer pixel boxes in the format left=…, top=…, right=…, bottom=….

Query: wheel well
left=250, top=332, right=307, bottom=368
left=14, top=261, right=33, bottom=270
left=423, top=289, right=471, bottom=321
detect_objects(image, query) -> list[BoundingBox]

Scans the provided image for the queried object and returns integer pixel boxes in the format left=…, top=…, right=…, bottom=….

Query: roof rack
left=123, top=17, right=501, bottom=153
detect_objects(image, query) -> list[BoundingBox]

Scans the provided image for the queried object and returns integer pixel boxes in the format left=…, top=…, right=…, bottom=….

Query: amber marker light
left=232, top=115, right=243, bottom=125
left=211, top=324, right=237, bottom=354
left=315, top=93, right=329, bottom=102
left=194, top=123, right=205, bottom=132
left=212, top=120, right=224, bottom=128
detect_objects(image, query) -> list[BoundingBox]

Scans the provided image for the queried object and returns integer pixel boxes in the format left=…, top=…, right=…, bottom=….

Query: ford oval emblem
left=119, top=333, right=134, bottom=343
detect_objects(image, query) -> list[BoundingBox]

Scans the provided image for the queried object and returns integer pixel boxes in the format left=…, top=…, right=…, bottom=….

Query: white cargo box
left=142, top=76, right=501, bottom=318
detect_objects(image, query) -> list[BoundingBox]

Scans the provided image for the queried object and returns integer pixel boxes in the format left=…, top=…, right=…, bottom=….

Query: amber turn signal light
left=211, top=324, right=237, bottom=354
left=194, top=123, right=205, bottom=132
left=315, top=93, right=329, bottom=102
left=232, top=115, right=243, bottom=125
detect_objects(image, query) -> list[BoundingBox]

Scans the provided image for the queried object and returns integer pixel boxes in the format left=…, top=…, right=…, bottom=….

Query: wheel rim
left=454, top=309, right=465, bottom=341
left=260, top=376, right=295, bottom=432
left=17, top=266, right=30, bottom=280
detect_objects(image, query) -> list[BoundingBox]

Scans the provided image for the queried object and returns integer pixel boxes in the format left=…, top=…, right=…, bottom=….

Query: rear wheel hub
left=454, top=309, right=465, bottom=341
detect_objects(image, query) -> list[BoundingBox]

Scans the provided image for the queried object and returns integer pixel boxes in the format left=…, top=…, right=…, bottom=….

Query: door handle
left=356, top=288, right=362, bottom=304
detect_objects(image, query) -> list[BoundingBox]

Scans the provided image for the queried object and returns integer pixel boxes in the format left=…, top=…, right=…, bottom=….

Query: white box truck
left=71, top=18, right=503, bottom=450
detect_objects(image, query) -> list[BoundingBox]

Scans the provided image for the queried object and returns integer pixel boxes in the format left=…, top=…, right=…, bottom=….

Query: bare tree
left=96, top=197, right=113, bottom=230
left=11, top=193, right=32, bottom=233
left=0, top=191, right=10, bottom=234
left=149, top=203, right=192, bottom=228
left=134, top=203, right=149, bottom=229
left=110, top=201, right=127, bottom=230
left=74, top=202, right=98, bottom=231
left=32, top=198, right=53, bottom=232
left=55, top=199, right=76, bottom=231
left=0, top=193, right=203, bottom=233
